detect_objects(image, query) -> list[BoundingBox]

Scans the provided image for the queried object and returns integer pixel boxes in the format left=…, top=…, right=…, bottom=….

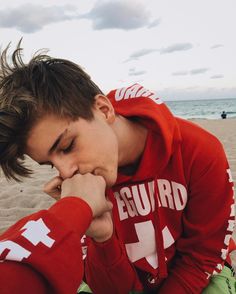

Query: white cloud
left=147, top=18, right=161, bottom=29
left=125, top=42, right=194, bottom=64
left=159, top=43, right=193, bottom=54
left=83, top=1, right=160, bottom=30
left=211, top=44, right=224, bottom=49
left=125, top=48, right=158, bottom=62
left=0, top=4, right=80, bottom=33
left=129, top=69, right=146, bottom=76
left=190, top=68, right=209, bottom=75
left=172, top=71, right=189, bottom=76
left=172, top=68, right=210, bottom=76
left=211, top=74, right=224, bottom=79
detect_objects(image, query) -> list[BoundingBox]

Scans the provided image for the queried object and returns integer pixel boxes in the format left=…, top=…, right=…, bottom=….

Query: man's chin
left=106, top=175, right=117, bottom=188
left=94, top=170, right=117, bottom=188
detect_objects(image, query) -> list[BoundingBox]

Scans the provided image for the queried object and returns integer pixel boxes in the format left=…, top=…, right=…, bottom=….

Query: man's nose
left=54, top=160, right=78, bottom=180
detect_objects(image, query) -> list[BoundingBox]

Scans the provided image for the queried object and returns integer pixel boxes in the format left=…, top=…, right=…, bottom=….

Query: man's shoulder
left=176, top=117, right=220, bottom=147
left=176, top=117, right=225, bottom=167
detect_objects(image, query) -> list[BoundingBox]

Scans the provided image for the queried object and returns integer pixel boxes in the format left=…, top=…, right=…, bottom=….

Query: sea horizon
left=164, top=97, right=236, bottom=102
left=164, top=97, right=236, bottom=120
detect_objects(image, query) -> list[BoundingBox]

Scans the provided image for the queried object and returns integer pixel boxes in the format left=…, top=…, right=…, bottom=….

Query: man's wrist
left=93, top=232, right=113, bottom=243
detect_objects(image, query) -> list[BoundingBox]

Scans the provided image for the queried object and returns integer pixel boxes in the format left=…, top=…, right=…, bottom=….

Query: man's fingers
left=43, top=176, right=63, bottom=200
left=106, top=200, right=113, bottom=212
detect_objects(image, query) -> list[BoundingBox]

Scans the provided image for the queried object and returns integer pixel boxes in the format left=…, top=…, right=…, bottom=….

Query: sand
left=1, top=118, right=236, bottom=239
left=0, top=162, right=57, bottom=233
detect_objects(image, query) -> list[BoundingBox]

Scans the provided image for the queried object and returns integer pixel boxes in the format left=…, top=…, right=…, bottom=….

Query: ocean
left=164, top=98, right=236, bottom=120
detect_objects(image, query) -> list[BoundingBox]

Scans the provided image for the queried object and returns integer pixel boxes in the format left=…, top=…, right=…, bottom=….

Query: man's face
left=26, top=107, right=119, bottom=187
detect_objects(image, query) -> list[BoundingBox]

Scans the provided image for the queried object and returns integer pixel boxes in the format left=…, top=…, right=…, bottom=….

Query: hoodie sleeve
left=0, top=197, right=92, bottom=294
left=84, top=234, right=143, bottom=294
left=160, top=120, right=235, bottom=293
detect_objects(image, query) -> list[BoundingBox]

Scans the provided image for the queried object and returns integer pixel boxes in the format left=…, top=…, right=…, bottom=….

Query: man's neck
left=113, top=115, right=148, bottom=167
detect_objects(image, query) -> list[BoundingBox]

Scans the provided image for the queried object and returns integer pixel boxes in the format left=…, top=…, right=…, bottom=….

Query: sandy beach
left=1, top=118, right=236, bottom=238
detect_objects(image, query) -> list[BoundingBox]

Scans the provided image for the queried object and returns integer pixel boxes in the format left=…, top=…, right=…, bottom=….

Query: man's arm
left=0, top=173, right=112, bottom=294
left=158, top=122, right=235, bottom=293
left=84, top=200, right=142, bottom=294
left=85, top=232, right=143, bottom=294
left=44, top=173, right=142, bottom=293
left=0, top=197, right=92, bottom=294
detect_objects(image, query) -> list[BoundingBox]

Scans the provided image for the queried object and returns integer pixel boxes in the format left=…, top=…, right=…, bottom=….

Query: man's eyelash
left=62, top=140, right=75, bottom=154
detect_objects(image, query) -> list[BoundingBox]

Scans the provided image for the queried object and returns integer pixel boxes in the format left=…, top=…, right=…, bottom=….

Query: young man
left=0, top=43, right=235, bottom=293
left=0, top=173, right=113, bottom=294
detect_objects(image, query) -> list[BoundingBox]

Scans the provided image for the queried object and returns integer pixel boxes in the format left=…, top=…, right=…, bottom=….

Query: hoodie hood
left=107, top=84, right=182, bottom=184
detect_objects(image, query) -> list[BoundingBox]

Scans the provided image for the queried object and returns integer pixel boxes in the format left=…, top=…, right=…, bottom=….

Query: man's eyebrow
left=48, top=128, right=68, bottom=155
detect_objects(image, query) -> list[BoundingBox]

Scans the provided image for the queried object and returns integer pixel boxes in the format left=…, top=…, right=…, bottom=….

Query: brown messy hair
left=0, top=40, right=103, bottom=181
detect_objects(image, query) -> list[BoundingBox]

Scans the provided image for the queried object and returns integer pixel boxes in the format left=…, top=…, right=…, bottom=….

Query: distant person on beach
left=0, top=42, right=235, bottom=293
left=221, top=111, right=227, bottom=119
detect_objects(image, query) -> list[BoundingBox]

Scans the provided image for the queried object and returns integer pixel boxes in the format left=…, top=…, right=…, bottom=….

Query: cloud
left=0, top=4, right=79, bottom=33
left=211, top=44, right=224, bottom=49
left=211, top=74, right=224, bottom=79
left=84, top=1, right=161, bottom=30
left=172, top=68, right=210, bottom=76
left=126, top=42, right=193, bottom=62
left=125, top=48, right=158, bottom=62
left=147, top=18, right=161, bottom=28
left=172, top=71, right=189, bottom=76
left=190, top=68, right=209, bottom=75
left=1, top=2, right=161, bottom=33
left=159, top=43, right=193, bottom=54
left=130, top=48, right=158, bottom=59
left=129, top=68, right=146, bottom=76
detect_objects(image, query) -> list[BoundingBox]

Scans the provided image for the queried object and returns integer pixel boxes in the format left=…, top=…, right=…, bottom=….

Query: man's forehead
left=26, top=115, right=69, bottom=159
left=30, top=115, right=70, bottom=136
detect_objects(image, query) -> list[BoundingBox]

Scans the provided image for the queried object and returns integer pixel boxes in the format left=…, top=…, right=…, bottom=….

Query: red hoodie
left=0, top=197, right=92, bottom=294
left=85, top=84, right=235, bottom=293
left=0, top=84, right=234, bottom=294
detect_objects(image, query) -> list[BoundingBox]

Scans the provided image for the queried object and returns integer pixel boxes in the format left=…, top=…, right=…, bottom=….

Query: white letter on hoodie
left=0, top=241, right=31, bottom=262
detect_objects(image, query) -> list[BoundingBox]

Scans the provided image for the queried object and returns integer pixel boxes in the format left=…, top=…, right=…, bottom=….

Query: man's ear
left=94, top=94, right=115, bottom=123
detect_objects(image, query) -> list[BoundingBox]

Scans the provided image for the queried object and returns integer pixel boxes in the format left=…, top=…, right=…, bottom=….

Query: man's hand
left=44, top=173, right=114, bottom=241
left=43, top=176, right=63, bottom=200
left=60, top=173, right=113, bottom=218
left=86, top=211, right=113, bottom=242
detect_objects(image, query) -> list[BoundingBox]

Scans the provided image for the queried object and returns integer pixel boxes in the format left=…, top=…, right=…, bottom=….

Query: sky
left=0, top=0, right=235, bottom=101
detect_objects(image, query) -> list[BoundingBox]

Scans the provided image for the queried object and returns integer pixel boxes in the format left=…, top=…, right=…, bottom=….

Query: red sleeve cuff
left=49, top=197, right=93, bottom=238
